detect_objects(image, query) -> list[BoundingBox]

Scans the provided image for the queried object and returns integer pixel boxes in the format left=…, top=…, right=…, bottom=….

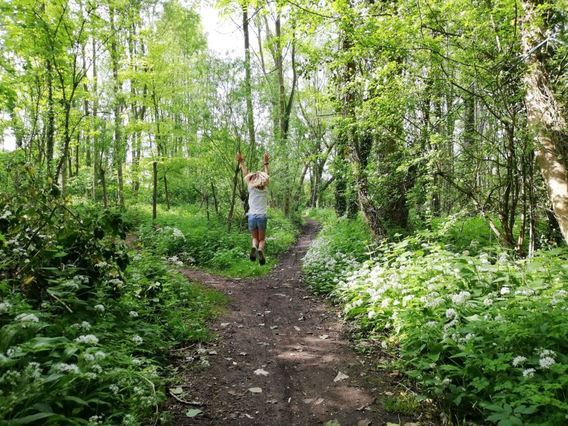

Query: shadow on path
left=167, top=220, right=421, bottom=426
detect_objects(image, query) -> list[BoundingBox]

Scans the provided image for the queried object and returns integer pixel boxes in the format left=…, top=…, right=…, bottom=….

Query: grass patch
left=129, top=204, right=298, bottom=278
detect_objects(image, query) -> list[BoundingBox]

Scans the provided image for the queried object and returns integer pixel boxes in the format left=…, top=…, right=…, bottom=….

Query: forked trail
left=167, top=221, right=421, bottom=425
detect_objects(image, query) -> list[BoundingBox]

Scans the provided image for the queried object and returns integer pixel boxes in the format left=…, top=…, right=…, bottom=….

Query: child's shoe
left=258, top=250, right=266, bottom=265
left=249, top=247, right=257, bottom=261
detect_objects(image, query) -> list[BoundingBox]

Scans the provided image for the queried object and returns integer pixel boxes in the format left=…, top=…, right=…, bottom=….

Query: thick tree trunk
left=521, top=1, right=568, bottom=243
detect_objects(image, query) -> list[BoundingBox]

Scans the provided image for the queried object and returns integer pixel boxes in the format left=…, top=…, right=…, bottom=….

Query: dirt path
left=167, top=221, right=421, bottom=425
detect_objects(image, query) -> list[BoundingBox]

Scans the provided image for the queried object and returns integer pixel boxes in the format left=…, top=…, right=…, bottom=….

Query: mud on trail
left=167, top=221, right=424, bottom=426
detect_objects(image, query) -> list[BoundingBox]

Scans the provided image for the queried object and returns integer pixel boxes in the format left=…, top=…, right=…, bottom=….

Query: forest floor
left=166, top=220, right=426, bottom=426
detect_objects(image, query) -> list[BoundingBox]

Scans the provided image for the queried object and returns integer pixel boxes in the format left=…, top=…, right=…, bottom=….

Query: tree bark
left=521, top=1, right=568, bottom=243
left=242, top=5, right=257, bottom=165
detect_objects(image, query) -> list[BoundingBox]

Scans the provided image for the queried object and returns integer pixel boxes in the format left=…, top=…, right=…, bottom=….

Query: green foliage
left=130, top=204, right=298, bottom=278
left=304, top=213, right=568, bottom=424
left=303, top=211, right=371, bottom=294
left=0, top=169, right=225, bottom=424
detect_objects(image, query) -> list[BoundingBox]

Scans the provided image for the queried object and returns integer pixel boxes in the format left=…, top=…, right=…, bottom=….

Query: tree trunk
left=242, top=5, right=257, bottom=165
left=110, top=6, right=124, bottom=207
left=46, top=59, right=55, bottom=176
left=152, top=162, right=158, bottom=221
left=521, top=0, right=568, bottom=243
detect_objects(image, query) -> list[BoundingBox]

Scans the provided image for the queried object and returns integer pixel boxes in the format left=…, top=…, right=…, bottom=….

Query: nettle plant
left=333, top=236, right=567, bottom=425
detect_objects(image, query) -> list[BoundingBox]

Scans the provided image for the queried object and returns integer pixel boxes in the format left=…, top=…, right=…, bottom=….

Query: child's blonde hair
left=245, top=171, right=269, bottom=188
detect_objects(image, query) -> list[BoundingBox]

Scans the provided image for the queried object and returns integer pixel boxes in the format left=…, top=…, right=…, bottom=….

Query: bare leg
left=250, top=229, right=259, bottom=261
left=257, top=229, right=266, bottom=252
left=251, top=229, right=259, bottom=249
left=257, top=229, right=266, bottom=265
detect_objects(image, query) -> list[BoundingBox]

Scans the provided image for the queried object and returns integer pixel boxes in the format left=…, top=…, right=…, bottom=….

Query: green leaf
left=185, top=409, right=203, bottom=418
left=10, top=412, right=56, bottom=424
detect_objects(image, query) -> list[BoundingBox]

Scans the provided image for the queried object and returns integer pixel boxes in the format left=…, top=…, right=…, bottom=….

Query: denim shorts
left=248, top=214, right=268, bottom=231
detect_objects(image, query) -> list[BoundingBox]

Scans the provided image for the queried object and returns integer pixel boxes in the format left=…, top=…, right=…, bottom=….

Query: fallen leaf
left=185, top=409, right=202, bottom=418
left=270, top=325, right=278, bottom=330
left=244, top=414, right=253, bottom=419
left=208, top=350, right=218, bottom=355
left=170, top=387, right=183, bottom=395
left=254, top=368, right=269, bottom=376
left=333, top=372, right=349, bottom=383
left=239, top=352, right=248, bottom=356
left=324, top=420, right=341, bottom=426
left=294, top=326, right=301, bottom=332
left=248, top=387, right=262, bottom=393
left=357, top=420, right=372, bottom=426
left=319, top=334, right=329, bottom=340
left=220, top=322, right=230, bottom=328
left=314, top=398, right=324, bottom=405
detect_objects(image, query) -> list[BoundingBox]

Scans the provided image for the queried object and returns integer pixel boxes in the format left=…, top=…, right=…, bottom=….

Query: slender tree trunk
left=110, top=7, right=124, bottom=207
left=163, top=173, right=170, bottom=210
left=521, top=0, right=568, bottom=244
left=152, top=161, right=158, bottom=221
left=92, top=37, right=99, bottom=201
left=46, top=59, right=55, bottom=176
left=242, top=5, right=257, bottom=165
left=227, top=163, right=241, bottom=232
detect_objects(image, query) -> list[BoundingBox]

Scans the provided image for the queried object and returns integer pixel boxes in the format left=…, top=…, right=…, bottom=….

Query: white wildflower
left=500, top=287, right=511, bottom=295
left=451, top=291, right=471, bottom=305
left=80, top=321, right=91, bottom=331
left=539, top=349, right=555, bottom=359
left=55, top=363, right=80, bottom=374
left=91, top=364, right=103, bottom=373
left=539, top=357, right=556, bottom=369
left=445, top=308, right=457, bottom=319
left=94, top=351, right=106, bottom=360
left=523, top=368, right=536, bottom=378
left=464, top=333, right=475, bottom=341
left=425, top=321, right=438, bottom=328
left=172, top=228, right=185, bottom=239
left=483, top=298, right=493, bottom=306
left=109, top=384, right=119, bottom=394
left=108, top=278, right=123, bottom=288
left=84, top=353, right=96, bottom=362
left=367, top=310, right=376, bottom=319
left=129, top=311, right=139, bottom=318
left=15, top=313, right=39, bottom=323
left=75, top=335, right=99, bottom=345
left=132, top=358, right=143, bottom=366
left=132, top=335, right=143, bottom=345
left=426, top=298, right=444, bottom=308
left=0, top=301, right=12, bottom=313
left=512, top=356, right=527, bottom=367
left=94, top=304, right=105, bottom=313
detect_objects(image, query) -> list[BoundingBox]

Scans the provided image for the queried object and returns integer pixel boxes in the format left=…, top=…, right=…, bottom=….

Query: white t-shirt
left=247, top=185, right=268, bottom=215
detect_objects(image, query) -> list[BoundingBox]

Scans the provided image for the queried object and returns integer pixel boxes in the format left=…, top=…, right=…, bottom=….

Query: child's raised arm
left=236, top=152, right=249, bottom=177
left=263, top=152, right=270, bottom=177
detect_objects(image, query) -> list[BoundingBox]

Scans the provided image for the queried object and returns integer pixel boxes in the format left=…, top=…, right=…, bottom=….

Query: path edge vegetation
left=303, top=208, right=567, bottom=426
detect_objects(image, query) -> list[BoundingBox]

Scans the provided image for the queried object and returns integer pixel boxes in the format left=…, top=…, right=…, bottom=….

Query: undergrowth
left=0, top=167, right=225, bottom=425
left=303, top=209, right=568, bottom=425
left=127, top=204, right=298, bottom=278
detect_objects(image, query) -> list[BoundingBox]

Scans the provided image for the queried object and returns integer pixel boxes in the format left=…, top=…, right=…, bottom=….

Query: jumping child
left=236, top=151, right=270, bottom=265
